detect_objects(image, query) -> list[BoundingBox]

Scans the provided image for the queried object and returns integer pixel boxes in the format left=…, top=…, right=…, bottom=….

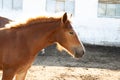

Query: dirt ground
left=0, top=44, right=120, bottom=80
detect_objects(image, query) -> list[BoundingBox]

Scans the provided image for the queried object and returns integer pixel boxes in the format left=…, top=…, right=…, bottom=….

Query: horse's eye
left=69, top=32, right=74, bottom=35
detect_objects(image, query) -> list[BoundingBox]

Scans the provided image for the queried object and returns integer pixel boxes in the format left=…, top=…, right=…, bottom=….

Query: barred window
left=0, top=0, right=23, bottom=10
left=98, top=0, right=120, bottom=18
left=46, top=0, right=75, bottom=14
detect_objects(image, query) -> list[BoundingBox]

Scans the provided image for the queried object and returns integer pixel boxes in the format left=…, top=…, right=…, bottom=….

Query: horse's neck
left=22, top=21, right=59, bottom=55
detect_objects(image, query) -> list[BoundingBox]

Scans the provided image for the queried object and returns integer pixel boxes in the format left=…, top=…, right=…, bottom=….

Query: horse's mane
left=5, top=16, right=61, bottom=29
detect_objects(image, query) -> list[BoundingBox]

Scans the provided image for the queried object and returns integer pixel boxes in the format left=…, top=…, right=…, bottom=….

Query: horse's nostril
left=82, top=51, right=85, bottom=55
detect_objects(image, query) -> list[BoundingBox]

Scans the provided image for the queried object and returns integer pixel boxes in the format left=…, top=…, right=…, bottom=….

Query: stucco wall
left=0, top=0, right=120, bottom=47
left=73, top=0, right=120, bottom=47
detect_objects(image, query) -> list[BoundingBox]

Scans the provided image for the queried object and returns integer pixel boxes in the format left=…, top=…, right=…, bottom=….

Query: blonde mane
left=5, top=16, right=61, bottom=29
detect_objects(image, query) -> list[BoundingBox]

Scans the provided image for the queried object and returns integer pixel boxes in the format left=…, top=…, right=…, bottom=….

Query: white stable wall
left=73, top=0, right=120, bottom=47
left=0, top=0, right=120, bottom=47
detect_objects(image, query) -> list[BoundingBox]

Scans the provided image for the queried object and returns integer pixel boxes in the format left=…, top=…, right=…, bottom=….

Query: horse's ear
left=61, top=12, right=67, bottom=24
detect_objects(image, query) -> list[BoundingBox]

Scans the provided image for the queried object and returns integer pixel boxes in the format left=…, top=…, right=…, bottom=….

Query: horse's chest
left=16, top=59, right=34, bottom=73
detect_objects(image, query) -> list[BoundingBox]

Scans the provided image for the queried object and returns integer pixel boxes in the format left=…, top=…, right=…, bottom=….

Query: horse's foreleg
left=15, top=71, right=27, bottom=80
left=2, top=69, right=15, bottom=80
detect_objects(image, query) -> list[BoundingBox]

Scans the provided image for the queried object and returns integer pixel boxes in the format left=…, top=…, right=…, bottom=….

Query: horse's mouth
left=72, top=47, right=85, bottom=59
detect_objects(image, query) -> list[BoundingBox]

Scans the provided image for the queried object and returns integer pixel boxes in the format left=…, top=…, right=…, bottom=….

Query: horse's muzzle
left=74, top=50, right=84, bottom=58
left=73, top=47, right=85, bottom=59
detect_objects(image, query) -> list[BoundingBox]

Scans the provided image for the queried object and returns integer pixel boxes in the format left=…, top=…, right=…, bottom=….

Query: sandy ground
left=0, top=44, right=120, bottom=80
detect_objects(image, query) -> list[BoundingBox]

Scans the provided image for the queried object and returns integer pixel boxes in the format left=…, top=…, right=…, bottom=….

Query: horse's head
left=55, top=13, right=85, bottom=59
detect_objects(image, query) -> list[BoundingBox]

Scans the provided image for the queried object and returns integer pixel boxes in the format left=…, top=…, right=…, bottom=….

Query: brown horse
left=0, top=13, right=85, bottom=80
left=0, top=16, right=45, bottom=55
left=0, top=16, right=12, bottom=28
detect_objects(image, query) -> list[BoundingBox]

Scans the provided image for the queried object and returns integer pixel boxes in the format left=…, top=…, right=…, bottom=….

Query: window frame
left=98, top=0, right=120, bottom=18
left=46, top=0, right=75, bottom=15
left=0, top=0, right=23, bottom=10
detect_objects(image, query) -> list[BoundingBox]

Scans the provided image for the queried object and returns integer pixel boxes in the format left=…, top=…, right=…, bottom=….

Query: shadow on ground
left=33, top=44, right=120, bottom=70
